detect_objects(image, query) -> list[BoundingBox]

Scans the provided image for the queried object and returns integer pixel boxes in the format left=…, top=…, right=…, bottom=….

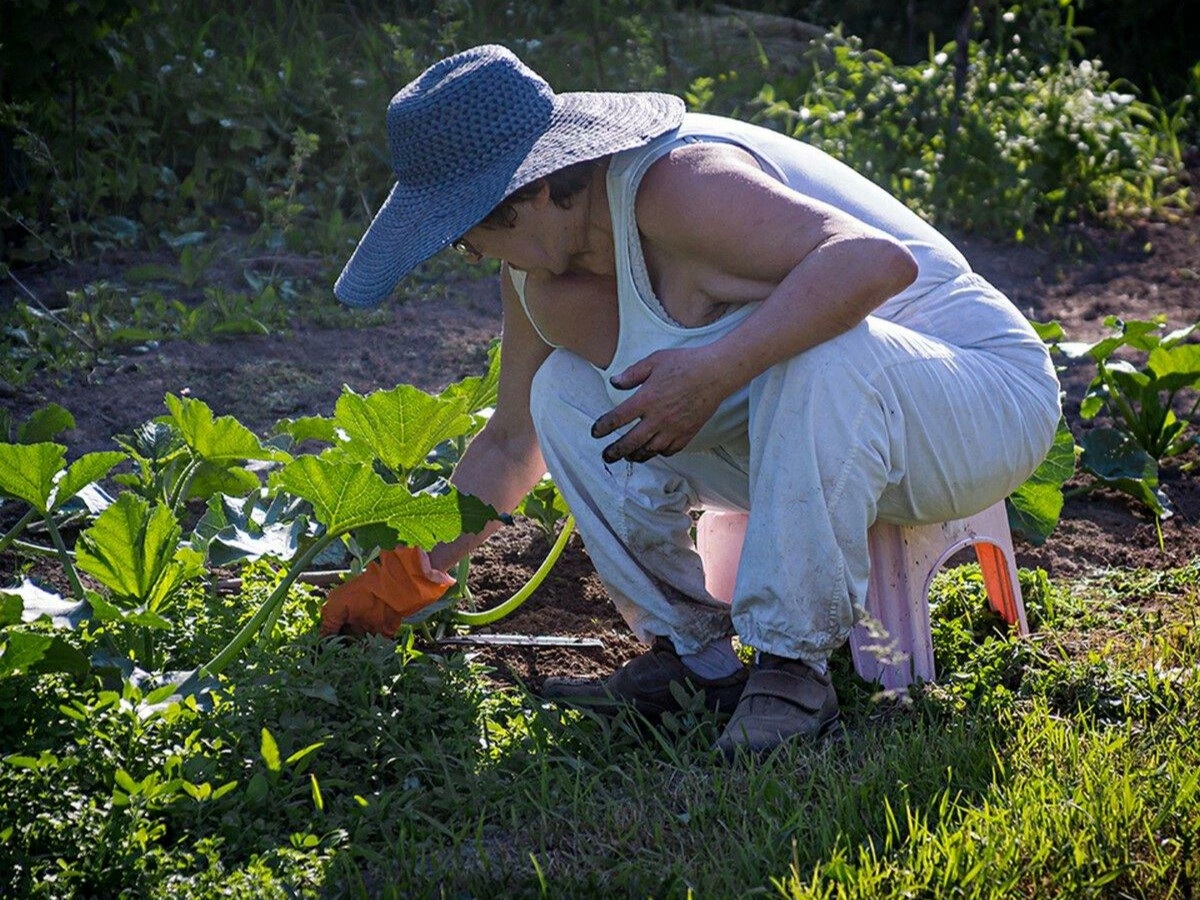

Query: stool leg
left=852, top=522, right=937, bottom=690
left=967, top=503, right=1030, bottom=635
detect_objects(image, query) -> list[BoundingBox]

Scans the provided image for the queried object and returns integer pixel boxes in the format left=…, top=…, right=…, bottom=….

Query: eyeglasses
left=451, top=237, right=482, bottom=262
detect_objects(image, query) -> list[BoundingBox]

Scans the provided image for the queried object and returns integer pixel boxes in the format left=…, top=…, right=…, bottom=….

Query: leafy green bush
left=754, top=2, right=1193, bottom=238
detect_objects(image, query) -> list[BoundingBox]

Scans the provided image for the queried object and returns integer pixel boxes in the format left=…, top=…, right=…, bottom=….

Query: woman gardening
left=321, top=44, right=1060, bottom=756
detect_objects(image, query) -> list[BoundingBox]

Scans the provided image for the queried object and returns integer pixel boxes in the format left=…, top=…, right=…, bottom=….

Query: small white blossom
left=1002, top=11, right=1015, bottom=22
left=934, top=52, right=948, bottom=65
left=159, top=64, right=173, bottom=75
left=203, top=48, right=216, bottom=59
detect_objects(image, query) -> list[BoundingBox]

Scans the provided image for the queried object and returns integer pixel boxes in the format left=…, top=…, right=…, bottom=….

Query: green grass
left=2, top=560, right=1198, bottom=897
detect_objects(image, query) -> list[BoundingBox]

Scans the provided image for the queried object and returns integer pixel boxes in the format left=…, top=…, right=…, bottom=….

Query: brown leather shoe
left=713, top=654, right=840, bottom=757
left=540, top=637, right=748, bottom=718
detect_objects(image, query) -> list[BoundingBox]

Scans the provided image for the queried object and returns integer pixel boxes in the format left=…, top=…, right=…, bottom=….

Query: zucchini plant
left=1061, top=315, right=1200, bottom=517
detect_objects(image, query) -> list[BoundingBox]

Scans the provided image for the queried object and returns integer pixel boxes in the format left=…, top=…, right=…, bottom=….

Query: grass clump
left=3, top=559, right=1199, bottom=897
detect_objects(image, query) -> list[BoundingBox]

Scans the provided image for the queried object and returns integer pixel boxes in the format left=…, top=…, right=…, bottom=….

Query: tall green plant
left=1060, top=316, right=1200, bottom=518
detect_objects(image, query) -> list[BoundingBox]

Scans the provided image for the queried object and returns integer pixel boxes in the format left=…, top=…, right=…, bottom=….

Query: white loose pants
left=528, top=274, right=1061, bottom=665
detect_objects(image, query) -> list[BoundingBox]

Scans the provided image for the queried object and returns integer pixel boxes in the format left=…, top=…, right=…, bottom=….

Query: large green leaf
left=186, top=460, right=262, bottom=501
left=3, top=579, right=89, bottom=629
left=1059, top=316, right=1167, bottom=363
left=75, top=494, right=206, bottom=611
left=333, top=385, right=472, bottom=475
left=1006, top=417, right=1075, bottom=546
left=1148, top=343, right=1200, bottom=392
left=273, top=415, right=338, bottom=446
left=0, top=442, right=66, bottom=513
left=271, top=456, right=494, bottom=547
left=198, top=492, right=309, bottom=566
left=1027, top=319, right=1064, bottom=343
left=52, top=451, right=126, bottom=511
left=439, top=341, right=501, bottom=417
left=1080, top=427, right=1167, bottom=517
left=0, top=632, right=55, bottom=677
left=0, top=593, right=21, bottom=628
left=0, top=631, right=90, bottom=678
left=165, top=394, right=291, bottom=465
left=18, top=404, right=76, bottom=444
left=116, top=420, right=186, bottom=465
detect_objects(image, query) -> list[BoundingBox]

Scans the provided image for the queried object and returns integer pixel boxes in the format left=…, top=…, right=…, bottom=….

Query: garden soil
left=5, top=215, right=1199, bottom=686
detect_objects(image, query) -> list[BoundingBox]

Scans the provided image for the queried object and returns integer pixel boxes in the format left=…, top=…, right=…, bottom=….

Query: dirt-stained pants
left=528, top=274, right=1061, bottom=665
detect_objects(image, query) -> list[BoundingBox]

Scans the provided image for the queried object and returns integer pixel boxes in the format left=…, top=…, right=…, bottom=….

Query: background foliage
left=1, top=1, right=1198, bottom=896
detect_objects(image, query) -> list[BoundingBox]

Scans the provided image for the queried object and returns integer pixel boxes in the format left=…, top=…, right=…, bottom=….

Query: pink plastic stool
left=696, top=500, right=1028, bottom=690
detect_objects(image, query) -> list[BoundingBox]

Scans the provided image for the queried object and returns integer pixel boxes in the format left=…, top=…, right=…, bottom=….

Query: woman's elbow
left=878, top=238, right=918, bottom=300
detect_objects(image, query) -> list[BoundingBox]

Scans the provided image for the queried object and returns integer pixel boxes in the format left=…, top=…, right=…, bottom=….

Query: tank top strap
left=506, top=266, right=558, bottom=348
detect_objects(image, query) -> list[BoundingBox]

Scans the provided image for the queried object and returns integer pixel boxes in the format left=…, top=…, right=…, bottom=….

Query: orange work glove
left=319, top=546, right=455, bottom=638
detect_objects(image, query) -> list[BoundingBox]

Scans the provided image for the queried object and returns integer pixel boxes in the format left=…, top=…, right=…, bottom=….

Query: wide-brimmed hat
left=335, top=44, right=685, bottom=307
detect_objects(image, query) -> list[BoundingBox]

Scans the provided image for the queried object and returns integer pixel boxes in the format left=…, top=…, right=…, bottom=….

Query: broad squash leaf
left=0, top=593, right=21, bottom=627
left=0, top=632, right=55, bottom=677
left=439, top=341, right=501, bottom=417
left=0, top=442, right=66, bottom=513
left=271, top=456, right=494, bottom=547
left=1007, top=417, right=1075, bottom=546
left=75, top=494, right=206, bottom=611
left=333, top=385, right=472, bottom=475
left=52, top=451, right=126, bottom=511
left=273, top=415, right=338, bottom=446
left=0, top=629, right=88, bottom=677
left=3, top=579, right=89, bottom=629
left=165, top=394, right=291, bottom=465
left=1148, top=343, right=1200, bottom=392
left=17, top=404, right=75, bottom=444
left=1080, top=427, right=1168, bottom=517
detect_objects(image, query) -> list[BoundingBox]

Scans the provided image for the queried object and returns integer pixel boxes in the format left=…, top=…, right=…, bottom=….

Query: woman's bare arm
left=592, top=144, right=918, bottom=462
left=427, top=263, right=553, bottom=571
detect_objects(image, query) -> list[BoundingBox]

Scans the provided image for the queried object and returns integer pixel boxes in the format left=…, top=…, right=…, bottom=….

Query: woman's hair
left=481, top=158, right=604, bottom=228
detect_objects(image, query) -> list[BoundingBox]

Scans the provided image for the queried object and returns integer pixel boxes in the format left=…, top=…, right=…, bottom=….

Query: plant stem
left=453, top=434, right=473, bottom=606
left=452, top=515, right=575, bottom=627
left=0, top=508, right=38, bottom=556
left=11, top=539, right=61, bottom=558
left=168, top=458, right=203, bottom=514
left=200, top=534, right=334, bottom=679
left=43, top=515, right=86, bottom=602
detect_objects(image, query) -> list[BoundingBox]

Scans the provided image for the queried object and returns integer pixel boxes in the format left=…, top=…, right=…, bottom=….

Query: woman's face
left=456, top=183, right=581, bottom=275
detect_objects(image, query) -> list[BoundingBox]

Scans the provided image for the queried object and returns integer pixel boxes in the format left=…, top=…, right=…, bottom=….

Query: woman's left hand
left=591, top=345, right=732, bottom=463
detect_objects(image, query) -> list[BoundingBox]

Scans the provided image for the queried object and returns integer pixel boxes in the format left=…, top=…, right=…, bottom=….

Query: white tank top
left=511, top=113, right=975, bottom=451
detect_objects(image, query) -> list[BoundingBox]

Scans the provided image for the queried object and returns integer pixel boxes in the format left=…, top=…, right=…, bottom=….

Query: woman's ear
left=529, top=178, right=552, bottom=208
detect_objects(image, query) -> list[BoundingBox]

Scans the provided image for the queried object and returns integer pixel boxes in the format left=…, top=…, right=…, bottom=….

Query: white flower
left=934, top=52, right=948, bottom=65
left=1002, top=11, right=1015, bottom=22
left=351, top=77, right=366, bottom=88
left=159, top=64, right=173, bottom=75
left=203, top=48, right=216, bottom=59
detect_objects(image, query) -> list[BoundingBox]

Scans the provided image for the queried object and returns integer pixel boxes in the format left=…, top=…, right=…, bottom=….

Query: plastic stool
left=695, top=500, right=1028, bottom=690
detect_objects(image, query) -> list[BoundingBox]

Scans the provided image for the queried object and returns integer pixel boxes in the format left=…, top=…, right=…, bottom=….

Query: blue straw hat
left=335, top=44, right=685, bottom=307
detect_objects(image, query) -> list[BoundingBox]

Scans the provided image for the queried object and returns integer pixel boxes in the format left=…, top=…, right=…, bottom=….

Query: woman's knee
left=529, top=349, right=604, bottom=421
